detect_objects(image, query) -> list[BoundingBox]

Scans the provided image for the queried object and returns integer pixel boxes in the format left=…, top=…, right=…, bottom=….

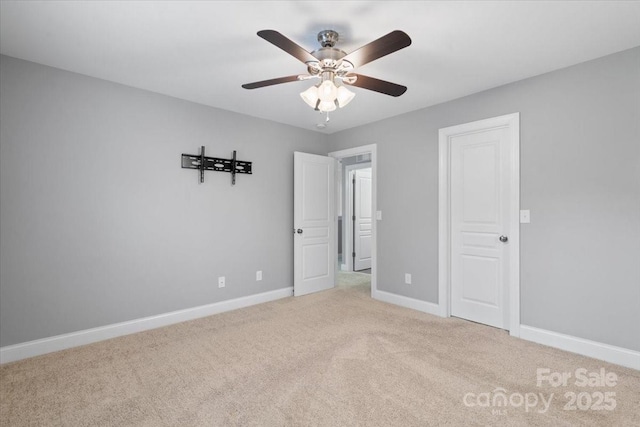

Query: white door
left=449, top=126, right=512, bottom=329
left=354, top=168, right=372, bottom=271
left=294, top=152, right=336, bottom=296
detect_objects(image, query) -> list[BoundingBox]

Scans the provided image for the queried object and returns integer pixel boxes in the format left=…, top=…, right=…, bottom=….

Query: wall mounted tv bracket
left=181, top=146, right=252, bottom=185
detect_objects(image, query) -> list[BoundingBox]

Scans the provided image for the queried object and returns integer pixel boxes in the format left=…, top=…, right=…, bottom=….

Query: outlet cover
left=256, top=271, right=262, bottom=281
left=218, top=276, right=225, bottom=288
left=404, top=273, right=412, bottom=285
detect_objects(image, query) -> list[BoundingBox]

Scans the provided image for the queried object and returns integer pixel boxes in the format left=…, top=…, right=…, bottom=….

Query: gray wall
left=327, top=47, right=640, bottom=352
left=0, top=55, right=327, bottom=347
left=2, top=47, right=639, bottom=354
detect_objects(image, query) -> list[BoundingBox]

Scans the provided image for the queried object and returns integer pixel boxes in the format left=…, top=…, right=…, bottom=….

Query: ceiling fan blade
left=257, top=30, right=318, bottom=64
left=342, top=30, right=411, bottom=68
left=242, top=75, right=302, bottom=89
left=346, top=74, right=407, bottom=97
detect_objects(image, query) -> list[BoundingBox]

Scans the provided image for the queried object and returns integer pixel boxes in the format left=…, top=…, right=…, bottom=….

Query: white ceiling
left=2, top=1, right=640, bottom=134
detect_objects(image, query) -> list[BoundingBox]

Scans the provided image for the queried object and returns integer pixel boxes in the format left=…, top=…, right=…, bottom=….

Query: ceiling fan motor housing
left=308, top=31, right=354, bottom=77
left=317, top=30, right=339, bottom=47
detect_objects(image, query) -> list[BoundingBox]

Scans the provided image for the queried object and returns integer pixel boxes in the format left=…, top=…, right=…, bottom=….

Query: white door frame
left=329, top=144, right=377, bottom=297
left=438, top=113, right=520, bottom=337
left=344, top=163, right=371, bottom=272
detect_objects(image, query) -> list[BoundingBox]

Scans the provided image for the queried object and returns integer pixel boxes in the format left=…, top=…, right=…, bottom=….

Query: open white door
left=354, top=168, right=372, bottom=271
left=294, top=152, right=336, bottom=296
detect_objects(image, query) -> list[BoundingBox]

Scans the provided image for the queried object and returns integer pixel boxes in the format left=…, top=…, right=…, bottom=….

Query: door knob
left=499, top=235, right=508, bottom=243
left=296, top=229, right=303, bottom=234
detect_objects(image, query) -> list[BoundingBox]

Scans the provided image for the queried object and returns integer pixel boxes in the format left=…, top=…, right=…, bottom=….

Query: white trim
left=520, top=325, right=640, bottom=370
left=345, top=167, right=354, bottom=272
left=507, top=115, right=521, bottom=337
left=438, top=113, right=521, bottom=336
left=329, top=144, right=377, bottom=297
left=0, top=287, right=293, bottom=364
left=373, top=290, right=441, bottom=317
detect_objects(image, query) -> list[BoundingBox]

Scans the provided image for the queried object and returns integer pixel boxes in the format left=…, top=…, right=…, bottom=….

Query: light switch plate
left=376, top=211, right=382, bottom=220
left=520, top=210, right=531, bottom=223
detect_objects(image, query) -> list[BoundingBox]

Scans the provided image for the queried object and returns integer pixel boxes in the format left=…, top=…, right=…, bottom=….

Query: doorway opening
left=342, top=163, right=372, bottom=273
left=329, top=145, right=377, bottom=297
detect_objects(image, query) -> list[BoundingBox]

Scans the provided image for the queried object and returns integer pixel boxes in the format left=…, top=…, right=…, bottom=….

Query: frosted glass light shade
left=300, top=85, right=319, bottom=108
left=318, top=80, right=338, bottom=102
left=318, top=100, right=337, bottom=112
left=336, top=86, right=355, bottom=108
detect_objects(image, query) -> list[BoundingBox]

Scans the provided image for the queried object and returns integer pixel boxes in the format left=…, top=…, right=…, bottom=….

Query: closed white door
left=294, top=152, right=336, bottom=296
left=450, top=126, right=512, bottom=329
left=354, top=168, right=372, bottom=271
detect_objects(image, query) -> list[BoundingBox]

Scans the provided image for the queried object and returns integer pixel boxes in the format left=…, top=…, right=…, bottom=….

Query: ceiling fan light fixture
left=318, top=100, right=337, bottom=112
left=336, top=85, right=355, bottom=108
left=300, top=85, right=319, bottom=108
left=318, top=78, right=338, bottom=102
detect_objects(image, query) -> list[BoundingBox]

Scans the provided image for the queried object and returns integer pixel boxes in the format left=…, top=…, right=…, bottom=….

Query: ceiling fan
left=242, top=29, right=412, bottom=113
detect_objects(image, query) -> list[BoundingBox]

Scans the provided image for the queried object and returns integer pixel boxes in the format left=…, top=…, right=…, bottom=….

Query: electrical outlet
left=256, top=270, right=262, bottom=281
left=218, top=276, right=225, bottom=288
left=405, top=273, right=412, bottom=285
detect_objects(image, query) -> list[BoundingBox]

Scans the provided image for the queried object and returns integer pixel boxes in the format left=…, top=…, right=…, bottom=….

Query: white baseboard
left=0, top=287, right=293, bottom=364
left=520, top=325, right=640, bottom=370
left=370, top=292, right=639, bottom=370
left=373, top=290, right=441, bottom=317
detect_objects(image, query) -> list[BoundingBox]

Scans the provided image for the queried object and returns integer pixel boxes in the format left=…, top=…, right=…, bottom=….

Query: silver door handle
left=499, top=235, right=508, bottom=243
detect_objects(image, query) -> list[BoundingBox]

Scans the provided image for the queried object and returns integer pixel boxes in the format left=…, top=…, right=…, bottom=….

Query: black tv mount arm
left=181, top=146, right=252, bottom=185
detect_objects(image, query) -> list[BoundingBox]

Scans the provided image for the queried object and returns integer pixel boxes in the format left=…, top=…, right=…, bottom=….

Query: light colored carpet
left=337, top=270, right=371, bottom=290
left=1, top=280, right=639, bottom=426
